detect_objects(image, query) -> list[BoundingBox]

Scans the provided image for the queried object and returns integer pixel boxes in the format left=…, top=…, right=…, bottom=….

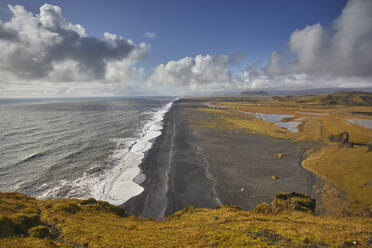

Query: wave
left=15, top=151, right=48, bottom=165
left=37, top=98, right=179, bottom=205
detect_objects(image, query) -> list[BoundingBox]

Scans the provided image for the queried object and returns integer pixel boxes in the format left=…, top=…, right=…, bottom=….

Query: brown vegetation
left=0, top=192, right=371, bottom=247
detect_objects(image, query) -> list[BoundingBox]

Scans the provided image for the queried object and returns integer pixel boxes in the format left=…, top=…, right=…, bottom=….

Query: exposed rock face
left=253, top=192, right=316, bottom=214
left=328, top=131, right=354, bottom=147
left=367, top=140, right=372, bottom=152
left=340, top=131, right=349, bottom=145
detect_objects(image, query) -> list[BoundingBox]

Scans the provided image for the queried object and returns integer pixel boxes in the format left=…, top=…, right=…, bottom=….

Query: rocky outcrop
left=367, top=140, right=372, bottom=152
left=328, top=131, right=354, bottom=147
left=253, top=192, right=316, bottom=214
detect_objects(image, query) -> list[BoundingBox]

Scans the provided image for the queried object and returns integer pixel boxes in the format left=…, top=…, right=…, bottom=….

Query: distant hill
left=273, top=91, right=372, bottom=106
left=240, top=90, right=269, bottom=96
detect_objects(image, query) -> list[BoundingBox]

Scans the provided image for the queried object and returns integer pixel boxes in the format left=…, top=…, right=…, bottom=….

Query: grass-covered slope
left=273, top=91, right=372, bottom=107
left=0, top=192, right=371, bottom=247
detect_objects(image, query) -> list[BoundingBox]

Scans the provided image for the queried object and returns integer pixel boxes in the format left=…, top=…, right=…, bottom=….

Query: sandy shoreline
left=123, top=99, right=322, bottom=220
left=123, top=101, right=219, bottom=220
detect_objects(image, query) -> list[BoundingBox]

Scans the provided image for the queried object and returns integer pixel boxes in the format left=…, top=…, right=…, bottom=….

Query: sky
left=0, top=0, right=371, bottom=97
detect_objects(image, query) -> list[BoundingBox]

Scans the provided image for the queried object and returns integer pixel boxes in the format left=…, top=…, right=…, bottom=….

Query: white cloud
left=264, top=0, right=372, bottom=86
left=144, top=32, right=156, bottom=38
left=0, top=0, right=372, bottom=97
left=148, top=0, right=372, bottom=93
left=0, top=3, right=149, bottom=96
left=148, top=54, right=236, bottom=91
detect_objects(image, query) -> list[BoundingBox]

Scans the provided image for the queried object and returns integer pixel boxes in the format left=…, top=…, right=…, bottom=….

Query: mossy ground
left=0, top=192, right=371, bottom=247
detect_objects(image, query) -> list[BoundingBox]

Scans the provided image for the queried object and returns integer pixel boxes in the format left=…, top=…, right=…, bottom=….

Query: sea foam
left=38, top=98, right=178, bottom=205
left=89, top=98, right=178, bottom=205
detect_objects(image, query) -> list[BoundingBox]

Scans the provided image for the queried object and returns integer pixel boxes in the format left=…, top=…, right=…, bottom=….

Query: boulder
left=340, top=131, right=349, bottom=145
left=367, top=140, right=372, bottom=152
left=328, top=131, right=353, bottom=147
left=253, top=192, right=316, bottom=214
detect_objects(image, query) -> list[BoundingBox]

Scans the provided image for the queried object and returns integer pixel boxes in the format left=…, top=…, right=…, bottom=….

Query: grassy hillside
left=0, top=192, right=371, bottom=248
left=272, top=91, right=372, bottom=107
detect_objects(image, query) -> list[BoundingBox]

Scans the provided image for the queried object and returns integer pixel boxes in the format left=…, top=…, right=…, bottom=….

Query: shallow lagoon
left=347, top=119, right=372, bottom=129
left=241, top=112, right=299, bottom=132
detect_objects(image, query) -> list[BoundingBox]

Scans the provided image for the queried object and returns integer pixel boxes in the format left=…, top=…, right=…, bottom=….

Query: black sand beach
left=123, top=99, right=321, bottom=220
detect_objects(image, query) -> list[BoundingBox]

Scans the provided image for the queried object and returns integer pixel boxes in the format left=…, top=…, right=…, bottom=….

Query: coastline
left=123, top=101, right=219, bottom=220
left=123, top=99, right=322, bottom=219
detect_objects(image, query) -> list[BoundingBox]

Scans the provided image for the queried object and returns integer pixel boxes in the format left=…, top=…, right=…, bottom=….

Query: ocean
left=0, top=97, right=175, bottom=205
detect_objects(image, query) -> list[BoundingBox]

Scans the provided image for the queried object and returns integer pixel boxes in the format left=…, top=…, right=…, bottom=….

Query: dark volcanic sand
left=123, top=103, right=219, bottom=220
left=123, top=99, right=321, bottom=220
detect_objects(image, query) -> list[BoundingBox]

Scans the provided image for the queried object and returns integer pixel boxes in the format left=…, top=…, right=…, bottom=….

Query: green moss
left=28, top=225, right=50, bottom=239
left=12, top=213, right=42, bottom=234
left=0, top=216, right=16, bottom=238
left=54, top=202, right=80, bottom=214
left=1, top=192, right=371, bottom=247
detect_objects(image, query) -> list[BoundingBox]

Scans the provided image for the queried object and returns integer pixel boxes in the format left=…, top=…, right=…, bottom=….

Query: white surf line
left=95, top=97, right=179, bottom=206
left=158, top=114, right=176, bottom=220
left=139, top=98, right=179, bottom=220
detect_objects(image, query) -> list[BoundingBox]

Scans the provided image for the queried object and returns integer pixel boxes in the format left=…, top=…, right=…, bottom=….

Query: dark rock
left=359, top=207, right=372, bottom=217
left=80, top=198, right=97, bottom=205
left=328, top=131, right=354, bottom=147
left=340, top=204, right=372, bottom=217
left=366, top=235, right=372, bottom=247
left=340, top=131, right=350, bottom=144
left=367, top=140, right=372, bottom=152
left=343, top=240, right=358, bottom=247
left=253, top=192, right=316, bottom=214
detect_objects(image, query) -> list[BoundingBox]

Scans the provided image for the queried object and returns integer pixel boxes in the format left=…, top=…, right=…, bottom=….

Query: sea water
left=0, top=97, right=176, bottom=205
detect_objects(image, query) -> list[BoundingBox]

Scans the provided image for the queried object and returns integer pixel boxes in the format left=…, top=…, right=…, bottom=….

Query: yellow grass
left=302, top=146, right=372, bottom=205
left=0, top=193, right=371, bottom=247
left=197, top=107, right=297, bottom=139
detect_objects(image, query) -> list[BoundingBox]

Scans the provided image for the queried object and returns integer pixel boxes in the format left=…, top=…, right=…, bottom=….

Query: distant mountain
left=265, top=87, right=372, bottom=96
left=272, top=91, right=372, bottom=106
left=240, top=90, right=269, bottom=96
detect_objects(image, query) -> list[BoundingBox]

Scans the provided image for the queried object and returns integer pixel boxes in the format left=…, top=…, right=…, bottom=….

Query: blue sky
left=0, top=0, right=371, bottom=97
left=0, top=0, right=347, bottom=67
